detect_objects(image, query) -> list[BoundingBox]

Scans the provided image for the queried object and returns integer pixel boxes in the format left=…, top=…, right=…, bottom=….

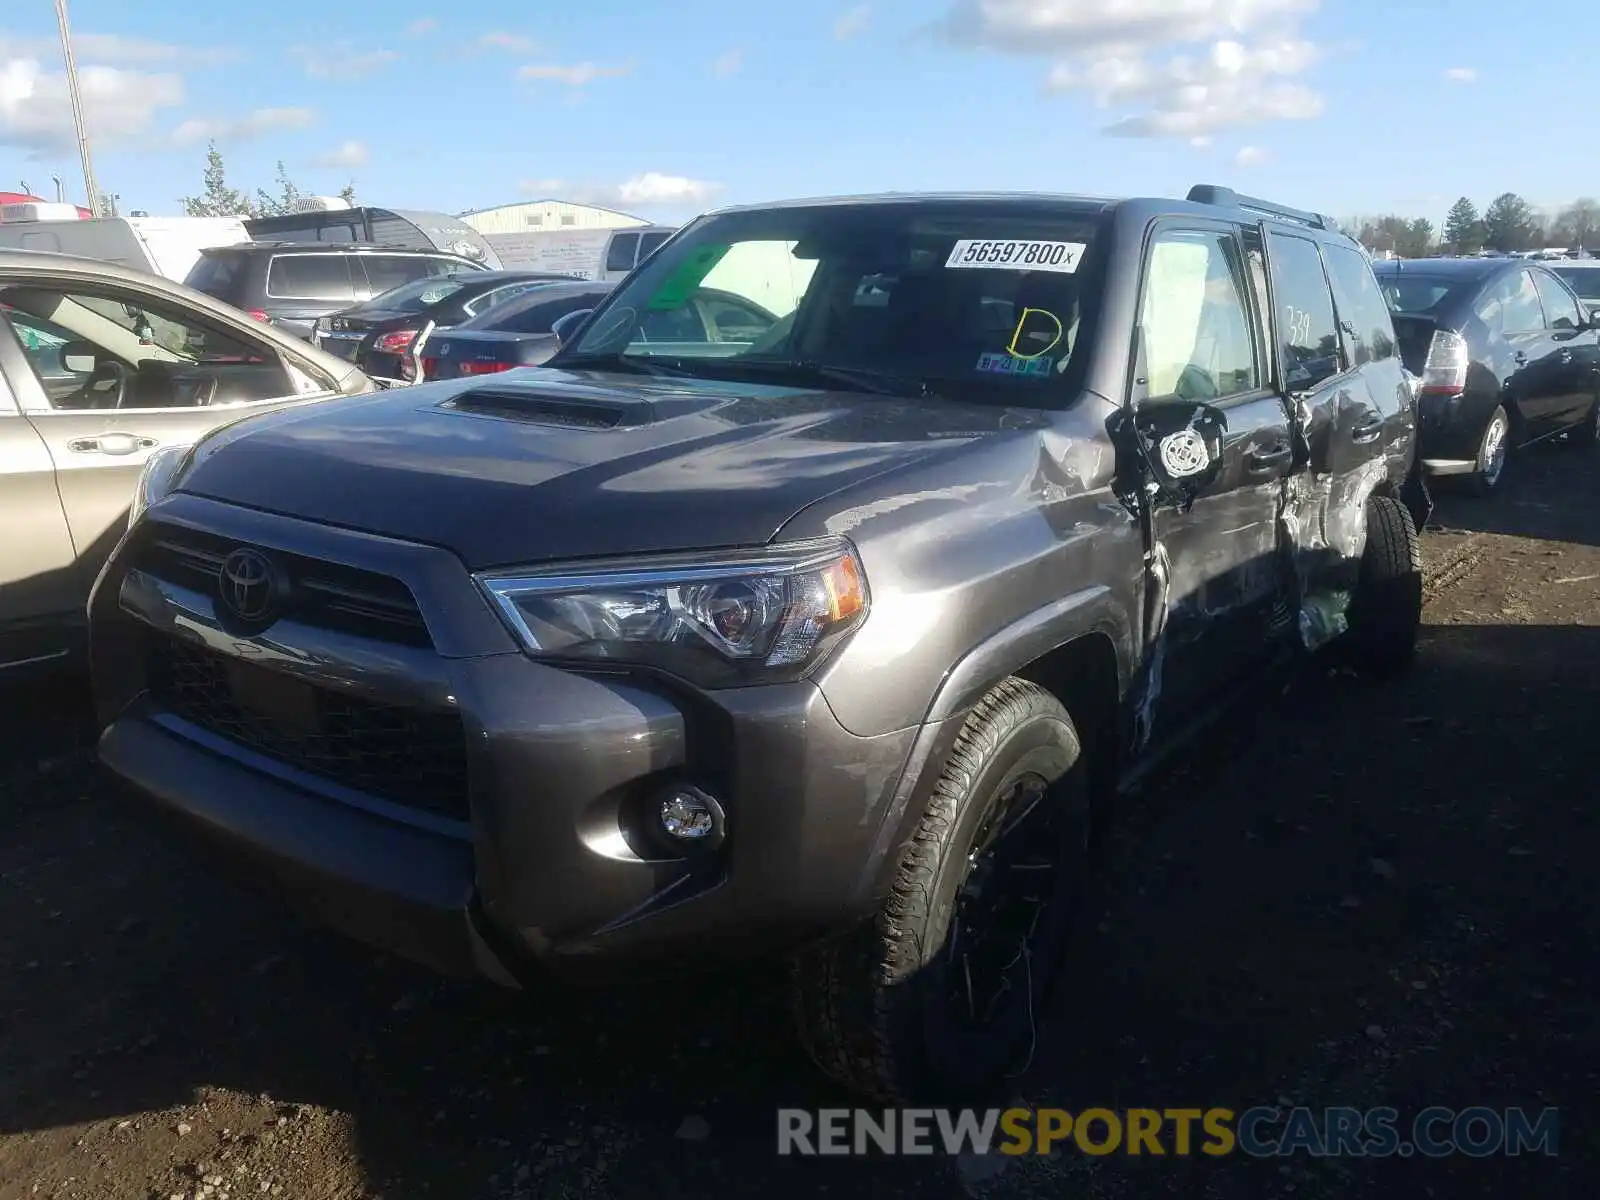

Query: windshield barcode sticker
left=945, top=239, right=1086, bottom=273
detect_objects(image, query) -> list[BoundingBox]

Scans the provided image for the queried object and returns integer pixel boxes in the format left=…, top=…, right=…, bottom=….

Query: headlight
left=128, top=444, right=193, bottom=530
left=475, top=537, right=869, bottom=687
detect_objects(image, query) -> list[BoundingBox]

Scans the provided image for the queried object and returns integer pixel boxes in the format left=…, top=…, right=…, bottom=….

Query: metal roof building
left=458, top=199, right=650, bottom=235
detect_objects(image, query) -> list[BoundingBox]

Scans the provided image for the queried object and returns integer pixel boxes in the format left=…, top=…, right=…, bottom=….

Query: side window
left=605, top=233, right=641, bottom=273
left=266, top=255, right=356, bottom=302
left=1322, top=243, right=1398, bottom=367
left=699, top=294, right=776, bottom=342
left=1138, top=228, right=1260, bottom=401
left=362, top=255, right=436, bottom=296
left=1532, top=271, right=1582, bottom=331
left=0, top=284, right=291, bottom=411
left=1266, top=233, right=1342, bottom=392
left=462, top=282, right=543, bottom=317
left=1481, top=270, right=1546, bottom=332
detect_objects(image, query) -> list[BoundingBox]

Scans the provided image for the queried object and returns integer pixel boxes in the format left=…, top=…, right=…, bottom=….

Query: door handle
left=1560, top=349, right=1574, bottom=364
left=68, top=433, right=158, bottom=456
left=1244, top=445, right=1293, bottom=477
left=1350, top=415, right=1385, bottom=445
left=1513, top=350, right=1529, bottom=365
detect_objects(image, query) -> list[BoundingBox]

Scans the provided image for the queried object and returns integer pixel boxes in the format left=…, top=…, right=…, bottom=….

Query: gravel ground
left=2, top=441, right=1598, bottom=1200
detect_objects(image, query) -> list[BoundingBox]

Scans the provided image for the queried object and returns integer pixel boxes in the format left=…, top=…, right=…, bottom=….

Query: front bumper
left=90, top=495, right=924, bottom=985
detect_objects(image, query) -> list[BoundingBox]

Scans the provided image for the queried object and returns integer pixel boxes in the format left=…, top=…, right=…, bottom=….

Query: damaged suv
left=90, top=186, right=1427, bottom=1103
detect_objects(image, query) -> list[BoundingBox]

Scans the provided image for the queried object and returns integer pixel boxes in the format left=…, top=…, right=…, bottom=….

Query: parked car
left=0, top=248, right=374, bottom=678
left=309, top=270, right=579, bottom=382
left=1373, top=257, right=1600, bottom=494
left=479, top=224, right=676, bottom=281
left=183, top=243, right=489, bottom=341
left=417, top=280, right=615, bottom=380
left=91, top=185, right=1425, bottom=1103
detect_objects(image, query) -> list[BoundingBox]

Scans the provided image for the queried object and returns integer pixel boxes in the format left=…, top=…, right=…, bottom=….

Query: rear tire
left=1340, top=495, right=1423, bottom=676
left=1464, top=404, right=1510, bottom=496
left=791, top=678, right=1091, bottom=1103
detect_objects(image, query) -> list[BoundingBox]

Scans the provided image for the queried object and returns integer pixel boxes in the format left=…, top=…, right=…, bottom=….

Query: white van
left=482, top=225, right=676, bottom=281
left=0, top=215, right=253, bottom=282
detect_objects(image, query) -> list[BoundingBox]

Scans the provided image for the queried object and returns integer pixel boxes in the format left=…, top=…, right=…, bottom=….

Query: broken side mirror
left=1123, top=398, right=1229, bottom=507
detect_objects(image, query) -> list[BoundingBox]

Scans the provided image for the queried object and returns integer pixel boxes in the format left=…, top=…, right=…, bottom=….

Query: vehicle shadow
left=1, top=621, right=1594, bottom=1198
left=1428, top=436, right=1600, bottom=547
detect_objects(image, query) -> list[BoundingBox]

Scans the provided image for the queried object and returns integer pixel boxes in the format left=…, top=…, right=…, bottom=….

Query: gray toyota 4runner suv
left=90, top=186, right=1428, bottom=1103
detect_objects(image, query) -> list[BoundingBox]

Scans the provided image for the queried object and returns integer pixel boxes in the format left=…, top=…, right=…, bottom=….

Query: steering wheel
left=71, top=359, right=129, bottom=410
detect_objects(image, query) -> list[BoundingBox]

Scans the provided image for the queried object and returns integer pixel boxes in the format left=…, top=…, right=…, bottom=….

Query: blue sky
left=0, top=0, right=1592, bottom=228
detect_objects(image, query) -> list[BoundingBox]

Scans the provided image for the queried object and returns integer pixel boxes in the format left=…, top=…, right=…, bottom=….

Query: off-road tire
left=1340, top=494, right=1423, bottom=676
left=791, top=677, right=1090, bottom=1103
left=1464, top=404, right=1511, bottom=497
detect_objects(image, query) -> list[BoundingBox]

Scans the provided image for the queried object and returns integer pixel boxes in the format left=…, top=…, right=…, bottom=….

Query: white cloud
left=170, top=106, right=317, bottom=147
left=835, top=5, right=872, bottom=40
left=1233, top=144, right=1268, bottom=165
left=1443, top=66, right=1476, bottom=83
left=1190, top=135, right=1212, bottom=147
left=517, top=61, right=633, bottom=85
left=713, top=48, right=744, bottom=76
left=292, top=46, right=401, bottom=79
left=405, top=17, right=438, bottom=36
left=0, top=33, right=232, bottom=66
left=944, top=0, right=1326, bottom=140
left=517, top=172, right=723, bottom=211
left=315, top=139, right=369, bottom=168
left=0, top=59, right=185, bottom=156
left=482, top=32, right=538, bottom=52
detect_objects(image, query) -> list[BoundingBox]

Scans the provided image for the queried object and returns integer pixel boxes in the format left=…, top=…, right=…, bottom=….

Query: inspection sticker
left=946, top=239, right=1086, bottom=273
left=976, top=351, right=1054, bottom=377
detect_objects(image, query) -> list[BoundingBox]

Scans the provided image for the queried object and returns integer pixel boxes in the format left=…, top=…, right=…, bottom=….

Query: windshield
left=557, top=202, right=1106, bottom=403
left=1552, top=266, right=1600, bottom=302
left=1372, top=269, right=1476, bottom=316
left=365, top=276, right=469, bottom=313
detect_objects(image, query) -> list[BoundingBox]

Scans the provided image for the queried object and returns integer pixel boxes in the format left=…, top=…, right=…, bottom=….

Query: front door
left=1130, top=221, right=1293, bottom=746
left=0, top=274, right=334, bottom=594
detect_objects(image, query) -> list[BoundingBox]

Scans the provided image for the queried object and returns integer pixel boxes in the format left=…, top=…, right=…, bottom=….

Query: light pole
left=52, top=0, right=101, bottom=215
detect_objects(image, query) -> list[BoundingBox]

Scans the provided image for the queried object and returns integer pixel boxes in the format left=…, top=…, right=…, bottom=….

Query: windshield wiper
left=554, top=352, right=694, bottom=377
left=713, top=358, right=935, bottom=398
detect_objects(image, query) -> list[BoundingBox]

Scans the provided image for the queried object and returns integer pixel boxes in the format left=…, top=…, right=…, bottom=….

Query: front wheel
left=791, top=678, right=1092, bottom=1103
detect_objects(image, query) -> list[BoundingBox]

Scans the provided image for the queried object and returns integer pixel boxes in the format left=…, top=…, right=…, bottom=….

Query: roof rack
left=1186, top=184, right=1335, bottom=232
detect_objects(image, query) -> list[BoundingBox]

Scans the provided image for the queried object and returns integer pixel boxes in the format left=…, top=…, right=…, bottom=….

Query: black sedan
left=1373, top=257, right=1600, bottom=495
left=310, top=270, right=577, bottom=380
left=420, top=283, right=780, bottom=381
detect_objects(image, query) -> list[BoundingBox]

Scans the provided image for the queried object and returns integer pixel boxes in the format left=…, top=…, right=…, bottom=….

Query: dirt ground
left=2, top=441, right=1598, bottom=1200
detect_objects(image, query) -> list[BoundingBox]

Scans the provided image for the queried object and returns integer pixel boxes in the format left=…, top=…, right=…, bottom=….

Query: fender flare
left=848, top=584, right=1137, bottom=908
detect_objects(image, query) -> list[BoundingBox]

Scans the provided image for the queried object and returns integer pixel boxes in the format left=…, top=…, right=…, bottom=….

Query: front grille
left=148, top=636, right=470, bottom=823
left=134, top=525, right=431, bottom=648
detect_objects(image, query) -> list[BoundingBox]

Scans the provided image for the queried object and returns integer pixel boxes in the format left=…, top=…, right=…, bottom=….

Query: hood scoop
left=441, top=387, right=627, bottom=429
left=438, top=380, right=732, bottom=430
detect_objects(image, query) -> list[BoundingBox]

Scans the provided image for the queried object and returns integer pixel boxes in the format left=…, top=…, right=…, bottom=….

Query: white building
left=458, top=199, right=649, bottom=235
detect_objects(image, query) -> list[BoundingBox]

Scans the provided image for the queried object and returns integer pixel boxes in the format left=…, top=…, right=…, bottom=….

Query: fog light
left=657, top=785, right=725, bottom=847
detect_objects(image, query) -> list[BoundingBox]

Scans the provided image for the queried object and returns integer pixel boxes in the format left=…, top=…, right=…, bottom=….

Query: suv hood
left=174, top=368, right=1025, bottom=570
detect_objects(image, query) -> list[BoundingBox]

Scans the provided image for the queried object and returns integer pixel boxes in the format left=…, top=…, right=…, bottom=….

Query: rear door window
left=359, top=255, right=441, bottom=296
left=1266, top=232, right=1343, bottom=391
left=605, top=233, right=641, bottom=273
left=266, top=255, right=357, bottom=302
left=1477, top=270, right=1546, bottom=333
left=1532, top=271, right=1583, bottom=331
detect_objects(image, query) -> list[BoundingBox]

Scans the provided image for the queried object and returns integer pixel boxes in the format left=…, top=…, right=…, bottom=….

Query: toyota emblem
left=217, top=548, right=282, bottom=625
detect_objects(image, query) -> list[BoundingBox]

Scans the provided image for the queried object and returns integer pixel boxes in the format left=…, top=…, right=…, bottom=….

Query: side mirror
left=1116, top=399, right=1229, bottom=509
left=59, top=339, right=99, bottom=375
left=550, top=308, right=594, bottom=346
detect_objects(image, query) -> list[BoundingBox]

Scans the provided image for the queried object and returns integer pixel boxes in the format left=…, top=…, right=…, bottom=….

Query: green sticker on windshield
left=647, top=244, right=730, bottom=310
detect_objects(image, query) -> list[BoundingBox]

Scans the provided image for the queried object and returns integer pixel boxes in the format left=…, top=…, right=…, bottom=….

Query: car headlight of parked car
left=474, top=537, right=869, bottom=687
left=128, top=444, right=195, bottom=530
